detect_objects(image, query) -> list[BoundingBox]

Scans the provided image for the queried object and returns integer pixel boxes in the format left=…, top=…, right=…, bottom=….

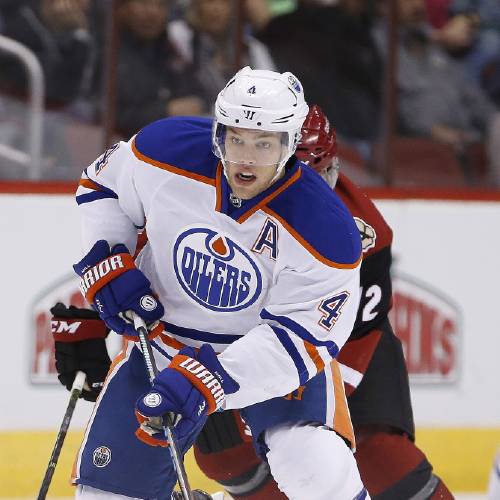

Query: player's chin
left=233, top=187, right=256, bottom=200
left=230, top=176, right=259, bottom=197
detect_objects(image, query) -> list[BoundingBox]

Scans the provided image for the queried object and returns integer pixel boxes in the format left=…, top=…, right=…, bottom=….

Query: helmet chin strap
left=220, top=158, right=244, bottom=207
left=270, top=158, right=288, bottom=184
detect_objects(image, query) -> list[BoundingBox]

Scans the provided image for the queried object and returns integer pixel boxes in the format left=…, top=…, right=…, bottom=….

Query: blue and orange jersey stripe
left=131, top=139, right=216, bottom=187
left=262, top=206, right=362, bottom=269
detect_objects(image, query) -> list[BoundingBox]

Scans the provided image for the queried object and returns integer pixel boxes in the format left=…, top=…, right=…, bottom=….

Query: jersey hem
left=75, top=477, right=160, bottom=498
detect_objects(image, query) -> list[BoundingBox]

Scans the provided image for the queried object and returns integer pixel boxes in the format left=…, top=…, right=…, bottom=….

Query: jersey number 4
left=318, top=292, right=350, bottom=331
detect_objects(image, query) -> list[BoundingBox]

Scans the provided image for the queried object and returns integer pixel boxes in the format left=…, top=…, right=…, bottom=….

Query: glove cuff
left=52, top=316, right=108, bottom=342
left=169, top=355, right=225, bottom=414
left=134, top=410, right=168, bottom=448
left=78, top=253, right=136, bottom=303
left=123, top=321, right=163, bottom=342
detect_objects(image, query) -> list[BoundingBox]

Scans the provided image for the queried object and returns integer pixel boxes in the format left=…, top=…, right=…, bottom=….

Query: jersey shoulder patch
left=267, top=165, right=362, bottom=267
left=132, top=117, right=219, bottom=183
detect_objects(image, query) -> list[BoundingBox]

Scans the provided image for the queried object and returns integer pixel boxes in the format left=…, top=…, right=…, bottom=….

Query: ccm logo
left=51, top=320, right=82, bottom=334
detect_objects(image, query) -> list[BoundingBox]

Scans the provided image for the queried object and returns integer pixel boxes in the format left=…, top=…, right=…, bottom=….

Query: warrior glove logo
left=173, top=227, right=263, bottom=312
left=140, top=295, right=158, bottom=311
left=171, top=355, right=226, bottom=413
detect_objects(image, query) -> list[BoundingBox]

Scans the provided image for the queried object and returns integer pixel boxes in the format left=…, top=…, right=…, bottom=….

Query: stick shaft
left=133, top=315, right=194, bottom=500
left=37, top=371, right=86, bottom=500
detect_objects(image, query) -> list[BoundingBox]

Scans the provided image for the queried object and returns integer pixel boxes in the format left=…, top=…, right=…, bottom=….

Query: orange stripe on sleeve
left=331, top=359, right=355, bottom=450
left=304, top=341, right=325, bottom=374
left=78, top=178, right=101, bottom=191
left=159, top=333, right=187, bottom=351
left=158, top=333, right=223, bottom=356
left=107, top=341, right=128, bottom=379
left=131, top=139, right=216, bottom=186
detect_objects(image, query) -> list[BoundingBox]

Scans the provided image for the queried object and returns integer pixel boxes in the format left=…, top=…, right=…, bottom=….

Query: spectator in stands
left=427, top=2, right=476, bottom=53
left=379, top=0, right=491, bottom=145
left=168, top=0, right=276, bottom=109
left=110, top=0, right=204, bottom=137
left=430, top=0, right=500, bottom=88
left=248, top=0, right=383, bottom=158
left=0, top=0, right=95, bottom=108
left=0, top=0, right=12, bottom=32
left=425, top=0, right=452, bottom=29
left=424, top=0, right=500, bottom=103
left=245, top=0, right=298, bottom=31
left=375, top=0, right=500, bottom=185
left=482, top=56, right=500, bottom=108
left=0, top=0, right=101, bottom=180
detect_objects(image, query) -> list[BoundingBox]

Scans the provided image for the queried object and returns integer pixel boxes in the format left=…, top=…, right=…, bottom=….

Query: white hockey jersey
left=76, top=117, right=362, bottom=410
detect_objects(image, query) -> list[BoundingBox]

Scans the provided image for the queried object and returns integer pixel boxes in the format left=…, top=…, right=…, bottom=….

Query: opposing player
left=192, top=105, right=454, bottom=500
left=68, top=68, right=368, bottom=499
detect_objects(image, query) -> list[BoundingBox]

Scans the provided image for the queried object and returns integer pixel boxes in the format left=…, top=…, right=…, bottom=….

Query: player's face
left=223, top=127, right=286, bottom=200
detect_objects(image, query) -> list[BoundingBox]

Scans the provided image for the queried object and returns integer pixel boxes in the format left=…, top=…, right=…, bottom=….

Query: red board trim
left=1, top=181, right=500, bottom=201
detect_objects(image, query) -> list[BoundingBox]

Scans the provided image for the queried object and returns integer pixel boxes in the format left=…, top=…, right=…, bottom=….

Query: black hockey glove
left=51, top=302, right=111, bottom=402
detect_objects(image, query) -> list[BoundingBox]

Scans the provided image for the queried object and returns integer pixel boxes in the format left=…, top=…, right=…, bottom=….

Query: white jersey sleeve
left=75, top=140, right=145, bottom=253
left=220, top=230, right=361, bottom=409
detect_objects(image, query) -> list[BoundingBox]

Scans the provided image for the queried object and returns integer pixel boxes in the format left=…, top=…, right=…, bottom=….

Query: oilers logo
left=173, top=228, right=263, bottom=312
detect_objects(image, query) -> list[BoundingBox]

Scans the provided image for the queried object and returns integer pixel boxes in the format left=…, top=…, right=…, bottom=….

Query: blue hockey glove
left=135, top=345, right=239, bottom=447
left=73, top=240, right=164, bottom=339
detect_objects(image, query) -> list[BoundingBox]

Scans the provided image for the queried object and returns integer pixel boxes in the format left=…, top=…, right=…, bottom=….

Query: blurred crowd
left=0, top=0, right=499, bottom=186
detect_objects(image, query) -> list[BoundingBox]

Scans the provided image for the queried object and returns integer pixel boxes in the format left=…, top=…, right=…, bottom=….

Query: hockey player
left=67, top=67, right=368, bottom=499
left=192, top=106, right=454, bottom=500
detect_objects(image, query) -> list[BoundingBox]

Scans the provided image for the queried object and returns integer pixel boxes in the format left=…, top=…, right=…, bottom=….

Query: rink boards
left=1, top=187, right=500, bottom=497
left=1, top=428, right=499, bottom=497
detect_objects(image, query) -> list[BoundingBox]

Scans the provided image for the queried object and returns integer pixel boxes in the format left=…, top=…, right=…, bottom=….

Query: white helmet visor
left=213, top=123, right=290, bottom=168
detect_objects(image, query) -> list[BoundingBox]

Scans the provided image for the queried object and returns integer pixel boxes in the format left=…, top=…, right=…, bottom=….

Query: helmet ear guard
left=213, top=67, right=309, bottom=176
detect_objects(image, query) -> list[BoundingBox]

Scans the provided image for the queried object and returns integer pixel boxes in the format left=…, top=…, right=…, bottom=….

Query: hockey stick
left=133, top=314, right=194, bottom=500
left=37, top=370, right=86, bottom=500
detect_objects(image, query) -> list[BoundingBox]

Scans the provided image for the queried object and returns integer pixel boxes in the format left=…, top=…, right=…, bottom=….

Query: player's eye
left=231, top=136, right=243, bottom=145
left=256, top=141, right=271, bottom=149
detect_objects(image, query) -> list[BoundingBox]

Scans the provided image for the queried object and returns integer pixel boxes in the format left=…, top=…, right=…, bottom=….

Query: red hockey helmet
left=296, top=104, right=338, bottom=173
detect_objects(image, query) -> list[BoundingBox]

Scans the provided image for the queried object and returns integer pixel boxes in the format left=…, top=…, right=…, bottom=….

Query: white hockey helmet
left=212, top=66, right=309, bottom=176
